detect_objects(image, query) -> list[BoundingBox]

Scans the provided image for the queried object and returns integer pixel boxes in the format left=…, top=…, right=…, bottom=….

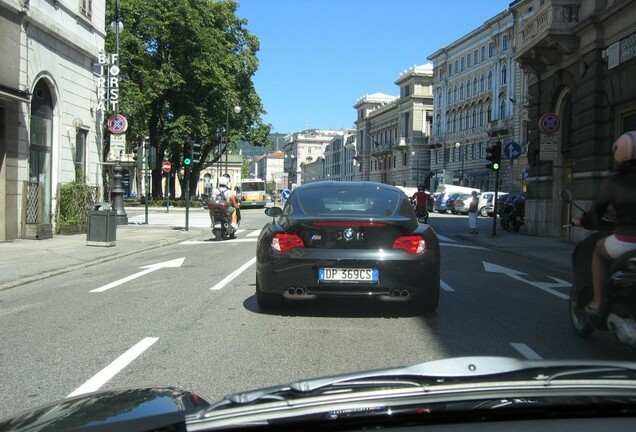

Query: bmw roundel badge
left=343, top=228, right=354, bottom=241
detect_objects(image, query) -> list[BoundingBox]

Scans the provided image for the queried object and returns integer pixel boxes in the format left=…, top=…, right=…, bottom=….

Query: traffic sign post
left=281, top=188, right=291, bottom=202
left=107, top=114, right=128, bottom=134
left=162, top=162, right=172, bottom=213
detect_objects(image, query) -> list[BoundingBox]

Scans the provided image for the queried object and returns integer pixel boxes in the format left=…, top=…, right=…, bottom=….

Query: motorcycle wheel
left=569, top=283, right=594, bottom=337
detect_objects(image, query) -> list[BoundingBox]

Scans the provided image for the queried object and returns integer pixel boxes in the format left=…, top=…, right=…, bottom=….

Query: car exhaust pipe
left=288, top=287, right=296, bottom=295
left=400, top=290, right=410, bottom=298
left=295, top=287, right=305, bottom=295
left=391, top=289, right=401, bottom=297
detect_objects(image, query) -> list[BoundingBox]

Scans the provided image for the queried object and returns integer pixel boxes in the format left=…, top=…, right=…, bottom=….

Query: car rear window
left=295, top=185, right=403, bottom=217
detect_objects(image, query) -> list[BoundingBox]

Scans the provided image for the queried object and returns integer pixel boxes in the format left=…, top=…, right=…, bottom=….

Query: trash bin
left=86, top=203, right=117, bottom=247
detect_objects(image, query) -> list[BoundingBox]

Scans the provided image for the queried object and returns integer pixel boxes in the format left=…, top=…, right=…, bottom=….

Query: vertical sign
left=96, top=54, right=120, bottom=112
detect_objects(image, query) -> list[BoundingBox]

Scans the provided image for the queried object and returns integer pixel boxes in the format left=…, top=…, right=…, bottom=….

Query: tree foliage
left=106, top=0, right=271, bottom=198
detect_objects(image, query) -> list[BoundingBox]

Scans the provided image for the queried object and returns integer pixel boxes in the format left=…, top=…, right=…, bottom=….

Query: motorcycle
left=410, top=197, right=429, bottom=224
left=208, top=196, right=240, bottom=241
left=500, top=194, right=525, bottom=232
left=561, top=188, right=636, bottom=348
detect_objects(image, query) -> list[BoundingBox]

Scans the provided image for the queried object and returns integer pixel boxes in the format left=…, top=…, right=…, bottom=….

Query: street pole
left=185, top=165, right=190, bottom=232
left=144, top=144, right=149, bottom=225
left=166, top=172, right=170, bottom=214
left=491, top=169, right=499, bottom=237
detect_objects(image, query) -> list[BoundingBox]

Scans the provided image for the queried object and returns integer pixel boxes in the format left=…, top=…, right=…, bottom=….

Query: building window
left=455, top=60, right=459, bottom=73
left=473, top=77, right=477, bottom=95
left=447, top=88, right=451, bottom=103
left=459, top=83, right=464, bottom=100
left=481, top=46, right=485, bottom=62
left=449, top=63, right=452, bottom=76
left=473, top=49, right=478, bottom=65
left=502, top=34, right=508, bottom=51
left=75, top=129, right=87, bottom=181
left=480, top=107, right=484, bottom=126
left=459, top=113, right=463, bottom=130
left=438, top=93, right=442, bottom=107
left=453, top=85, right=458, bottom=101
left=488, top=42, right=494, bottom=57
left=487, top=71, right=493, bottom=90
left=487, top=105, right=492, bottom=122
left=465, top=113, right=470, bottom=130
left=501, top=65, right=507, bottom=85
left=480, top=74, right=485, bottom=92
left=461, top=57, right=465, bottom=71
left=500, top=98, right=506, bottom=119
left=472, top=110, right=477, bottom=128
left=467, top=53, right=471, bottom=68
left=466, top=80, right=471, bottom=98
left=79, top=0, right=92, bottom=19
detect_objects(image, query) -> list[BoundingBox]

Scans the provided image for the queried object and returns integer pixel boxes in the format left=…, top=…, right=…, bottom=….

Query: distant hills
left=238, top=133, right=287, bottom=158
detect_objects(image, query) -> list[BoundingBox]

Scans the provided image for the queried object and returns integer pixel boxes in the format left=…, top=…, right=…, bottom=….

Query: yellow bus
left=239, top=179, right=266, bottom=208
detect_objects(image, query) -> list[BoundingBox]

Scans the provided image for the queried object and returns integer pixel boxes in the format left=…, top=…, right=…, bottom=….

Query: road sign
left=107, top=113, right=128, bottom=134
left=538, top=113, right=560, bottom=135
left=162, top=161, right=172, bottom=173
left=281, top=188, right=291, bottom=201
left=504, top=141, right=522, bottom=160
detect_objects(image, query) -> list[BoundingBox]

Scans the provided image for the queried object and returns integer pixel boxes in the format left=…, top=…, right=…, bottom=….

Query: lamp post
left=411, top=151, right=420, bottom=187
left=225, top=97, right=241, bottom=177
left=110, top=0, right=127, bottom=224
left=455, top=142, right=465, bottom=186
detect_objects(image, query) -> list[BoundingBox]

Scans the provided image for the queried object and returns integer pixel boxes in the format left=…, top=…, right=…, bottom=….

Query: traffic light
left=183, top=140, right=193, bottom=166
left=133, top=146, right=143, bottom=169
left=486, top=141, right=502, bottom=171
left=192, top=141, right=201, bottom=164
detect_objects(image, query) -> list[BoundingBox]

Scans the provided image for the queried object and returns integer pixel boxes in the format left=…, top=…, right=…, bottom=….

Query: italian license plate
left=318, top=268, right=379, bottom=283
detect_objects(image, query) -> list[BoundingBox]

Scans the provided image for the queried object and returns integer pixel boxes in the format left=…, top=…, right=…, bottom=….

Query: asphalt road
left=0, top=210, right=632, bottom=419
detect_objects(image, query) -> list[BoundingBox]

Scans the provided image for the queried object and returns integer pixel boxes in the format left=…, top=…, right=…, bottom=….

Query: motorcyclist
left=410, top=185, right=430, bottom=212
left=210, top=175, right=240, bottom=229
left=571, top=131, right=636, bottom=315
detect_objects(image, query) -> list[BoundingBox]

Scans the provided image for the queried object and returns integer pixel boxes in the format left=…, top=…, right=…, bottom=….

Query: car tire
left=256, top=276, right=283, bottom=309
left=479, top=207, right=488, bottom=217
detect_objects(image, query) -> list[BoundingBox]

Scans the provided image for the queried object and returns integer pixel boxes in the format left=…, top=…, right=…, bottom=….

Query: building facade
left=282, top=129, right=340, bottom=188
left=324, top=129, right=356, bottom=182
left=511, top=0, right=636, bottom=240
left=427, top=9, right=526, bottom=193
left=0, top=0, right=106, bottom=240
left=353, top=65, right=434, bottom=188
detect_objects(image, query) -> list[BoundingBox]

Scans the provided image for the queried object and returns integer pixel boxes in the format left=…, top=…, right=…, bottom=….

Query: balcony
left=513, top=0, right=581, bottom=74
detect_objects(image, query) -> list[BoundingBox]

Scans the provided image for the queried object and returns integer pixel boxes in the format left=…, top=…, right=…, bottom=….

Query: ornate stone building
left=353, top=65, right=434, bottom=188
left=511, top=0, right=636, bottom=240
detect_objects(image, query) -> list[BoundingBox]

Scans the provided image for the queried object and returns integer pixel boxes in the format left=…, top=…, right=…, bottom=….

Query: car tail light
left=393, top=235, right=426, bottom=254
left=272, top=233, right=305, bottom=252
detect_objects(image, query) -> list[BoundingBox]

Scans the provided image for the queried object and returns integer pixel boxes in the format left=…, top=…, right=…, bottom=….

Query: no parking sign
left=539, top=113, right=560, bottom=135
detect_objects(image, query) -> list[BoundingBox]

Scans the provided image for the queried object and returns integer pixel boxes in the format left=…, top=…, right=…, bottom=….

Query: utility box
left=86, top=203, right=117, bottom=247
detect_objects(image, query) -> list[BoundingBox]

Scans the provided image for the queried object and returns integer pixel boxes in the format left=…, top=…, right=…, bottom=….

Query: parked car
left=255, top=181, right=441, bottom=315
left=444, top=193, right=463, bottom=214
left=434, top=192, right=460, bottom=214
left=452, top=193, right=474, bottom=215
left=485, top=192, right=510, bottom=216
left=478, top=191, right=508, bottom=217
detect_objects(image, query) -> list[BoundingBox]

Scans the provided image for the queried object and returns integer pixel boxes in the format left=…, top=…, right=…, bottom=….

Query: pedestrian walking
left=468, top=190, right=479, bottom=234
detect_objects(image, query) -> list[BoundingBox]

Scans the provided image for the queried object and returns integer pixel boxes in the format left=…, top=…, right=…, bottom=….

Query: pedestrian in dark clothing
left=468, top=190, right=479, bottom=234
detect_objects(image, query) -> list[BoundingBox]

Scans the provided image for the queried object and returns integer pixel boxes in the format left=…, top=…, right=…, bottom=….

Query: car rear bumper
left=257, top=249, right=439, bottom=301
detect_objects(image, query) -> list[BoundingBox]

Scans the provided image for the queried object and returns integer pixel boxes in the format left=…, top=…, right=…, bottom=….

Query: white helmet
left=218, top=176, right=229, bottom=187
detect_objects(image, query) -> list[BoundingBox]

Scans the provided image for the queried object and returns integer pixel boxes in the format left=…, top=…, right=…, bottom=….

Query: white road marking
left=211, top=257, right=257, bottom=291
left=440, top=280, right=455, bottom=292
left=511, top=342, right=543, bottom=360
left=180, top=238, right=257, bottom=245
left=246, top=229, right=262, bottom=237
left=67, top=337, right=159, bottom=397
left=90, top=258, right=185, bottom=293
left=436, top=234, right=456, bottom=242
left=483, top=261, right=570, bottom=299
left=440, top=242, right=488, bottom=250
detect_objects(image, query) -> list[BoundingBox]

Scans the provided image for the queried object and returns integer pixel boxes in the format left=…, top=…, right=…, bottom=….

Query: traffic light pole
left=185, top=165, right=190, bottom=232
left=144, top=145, right=149, bottom=225
left=491, top=169, right=499, bottom=237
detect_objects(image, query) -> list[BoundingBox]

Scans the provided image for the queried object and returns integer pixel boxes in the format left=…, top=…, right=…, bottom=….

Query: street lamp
left=411, top=151, right=420, bottom=187
left=455, top=142, right=465, bottom=186
left=224, top=98, right=241, bottom=178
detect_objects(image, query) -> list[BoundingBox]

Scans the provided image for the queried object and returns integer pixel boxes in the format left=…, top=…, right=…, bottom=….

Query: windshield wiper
left=209, top=357, right=636, bottom=408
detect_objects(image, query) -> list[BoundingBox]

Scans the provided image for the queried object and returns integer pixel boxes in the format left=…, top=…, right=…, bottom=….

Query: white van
left=477, top=191, right=508, bottom=217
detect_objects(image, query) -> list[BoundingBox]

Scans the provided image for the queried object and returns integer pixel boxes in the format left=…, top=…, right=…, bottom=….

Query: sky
left=236, top=0, right=511, bottom=134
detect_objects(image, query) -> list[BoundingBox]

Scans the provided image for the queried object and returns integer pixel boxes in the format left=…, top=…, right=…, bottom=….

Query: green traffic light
left=493, top=163, right=500, bottom=170
left=184, top=158, right=191, bottom=166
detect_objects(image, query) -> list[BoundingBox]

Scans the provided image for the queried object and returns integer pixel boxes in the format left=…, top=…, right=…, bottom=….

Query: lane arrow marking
left=482, top=261, right=570, bottom=299
left=91, top=257, right=185, bottom=292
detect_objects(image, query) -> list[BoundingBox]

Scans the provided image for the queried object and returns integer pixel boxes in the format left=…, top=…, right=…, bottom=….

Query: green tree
left=106, top=0, right=271, bottom=199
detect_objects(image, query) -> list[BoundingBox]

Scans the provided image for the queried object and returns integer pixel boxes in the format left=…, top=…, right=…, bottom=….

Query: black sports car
left=255, top=181, right=440, bottom=314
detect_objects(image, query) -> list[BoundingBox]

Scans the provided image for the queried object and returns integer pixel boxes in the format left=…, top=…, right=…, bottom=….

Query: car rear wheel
left=256, top=276, right=283, bottom=309
left=479, top=206, right=488, bottom=217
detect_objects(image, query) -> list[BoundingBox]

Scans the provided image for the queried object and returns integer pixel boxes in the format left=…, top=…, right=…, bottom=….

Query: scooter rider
left=410, top=185, right=429, bottom=212
left=571, top=131, right=636, bottom=315
left=210, top=175, right=240, bottom=229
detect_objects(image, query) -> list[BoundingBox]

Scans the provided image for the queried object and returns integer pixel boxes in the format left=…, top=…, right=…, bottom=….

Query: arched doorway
left=28, top=80, right=54, bottom=229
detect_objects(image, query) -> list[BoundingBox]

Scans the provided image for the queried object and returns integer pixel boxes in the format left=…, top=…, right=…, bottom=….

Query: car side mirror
left=559, top=188, right=573, bottom=204
left=265, top=206, right=283, bottom=221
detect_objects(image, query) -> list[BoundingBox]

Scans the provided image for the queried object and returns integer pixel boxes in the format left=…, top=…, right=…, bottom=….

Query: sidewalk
left=0, top=223, right=208, bottom=291
left=454, top=216, right=574, bottom=273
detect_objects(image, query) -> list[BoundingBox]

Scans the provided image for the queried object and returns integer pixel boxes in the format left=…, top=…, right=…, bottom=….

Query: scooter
left=561, top=189, right=636, bottom=348
left=500, top=194, right=525, bottom=232
left=208, top=198, right=239, bottom=241
left=410, top=198, right=429, bottom=224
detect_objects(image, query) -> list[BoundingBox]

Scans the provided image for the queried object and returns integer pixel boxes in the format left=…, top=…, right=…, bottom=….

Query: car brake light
left=272, top=233, right=304, bottom=252
left=393, top=235, right=426, bottom=254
